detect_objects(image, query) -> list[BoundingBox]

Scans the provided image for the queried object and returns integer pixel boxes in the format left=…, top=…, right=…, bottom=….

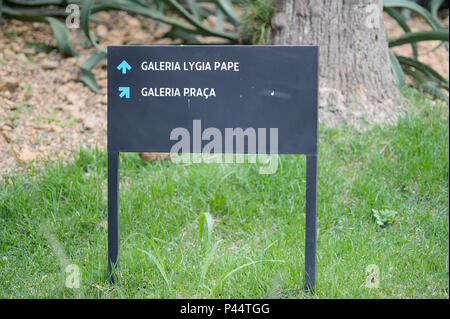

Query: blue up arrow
left=118, top=87, right=130, bottom=99
left=117, top=60, right=131, bottom=74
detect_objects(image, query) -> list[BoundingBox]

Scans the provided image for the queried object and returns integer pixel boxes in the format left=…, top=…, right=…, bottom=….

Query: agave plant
left=1, top=0, right=242, bottom=91
left=384, top=0, right=449, bottom=102
left=1, top=0, right=449, bottom=103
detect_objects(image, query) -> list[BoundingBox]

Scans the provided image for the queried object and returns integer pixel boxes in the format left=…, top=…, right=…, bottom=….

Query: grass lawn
left=0, top=91, right=448, bottom=298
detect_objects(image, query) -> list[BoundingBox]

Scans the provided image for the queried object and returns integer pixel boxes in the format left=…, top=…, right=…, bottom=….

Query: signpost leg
left=304, top=154, right=317, bottom=293
left=108, top=151, right=120, bottom=283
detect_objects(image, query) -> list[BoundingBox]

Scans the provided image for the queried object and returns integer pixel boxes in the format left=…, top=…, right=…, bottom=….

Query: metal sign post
left=107, top=151, right=119, bottom=282
left=305, top=154, right=318, bottom=292
left=107, top=45, right=319, bottom=292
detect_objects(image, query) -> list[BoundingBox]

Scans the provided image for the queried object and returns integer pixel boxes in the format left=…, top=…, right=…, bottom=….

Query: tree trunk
left=271, top=0, right=402, bottom=126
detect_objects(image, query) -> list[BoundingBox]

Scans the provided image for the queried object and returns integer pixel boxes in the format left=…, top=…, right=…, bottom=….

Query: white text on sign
left=141, top=61, right=240, bottom=72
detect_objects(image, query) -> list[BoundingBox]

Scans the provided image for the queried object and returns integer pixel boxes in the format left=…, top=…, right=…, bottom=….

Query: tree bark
left=271, top=0, right=402, bottom=126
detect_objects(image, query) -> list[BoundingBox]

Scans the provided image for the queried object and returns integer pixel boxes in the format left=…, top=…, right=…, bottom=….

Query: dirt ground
left=0, top=11, right=449, bottom=176
left=384, top=11, right=449, bottom=82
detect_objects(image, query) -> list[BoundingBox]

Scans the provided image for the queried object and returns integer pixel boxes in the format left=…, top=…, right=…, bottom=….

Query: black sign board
left=107, top=45, right=319, bottom=292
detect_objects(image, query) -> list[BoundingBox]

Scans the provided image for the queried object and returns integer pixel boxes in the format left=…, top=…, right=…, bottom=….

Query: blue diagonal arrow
left=118, top=87, right=130, bottom=99
left=117, top=60, right=131, bottom=74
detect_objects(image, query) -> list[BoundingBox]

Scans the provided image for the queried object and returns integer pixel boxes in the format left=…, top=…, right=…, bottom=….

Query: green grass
left=0, top=92, right=448, bottom=298
left=241, top=0, right=276, bottom=44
